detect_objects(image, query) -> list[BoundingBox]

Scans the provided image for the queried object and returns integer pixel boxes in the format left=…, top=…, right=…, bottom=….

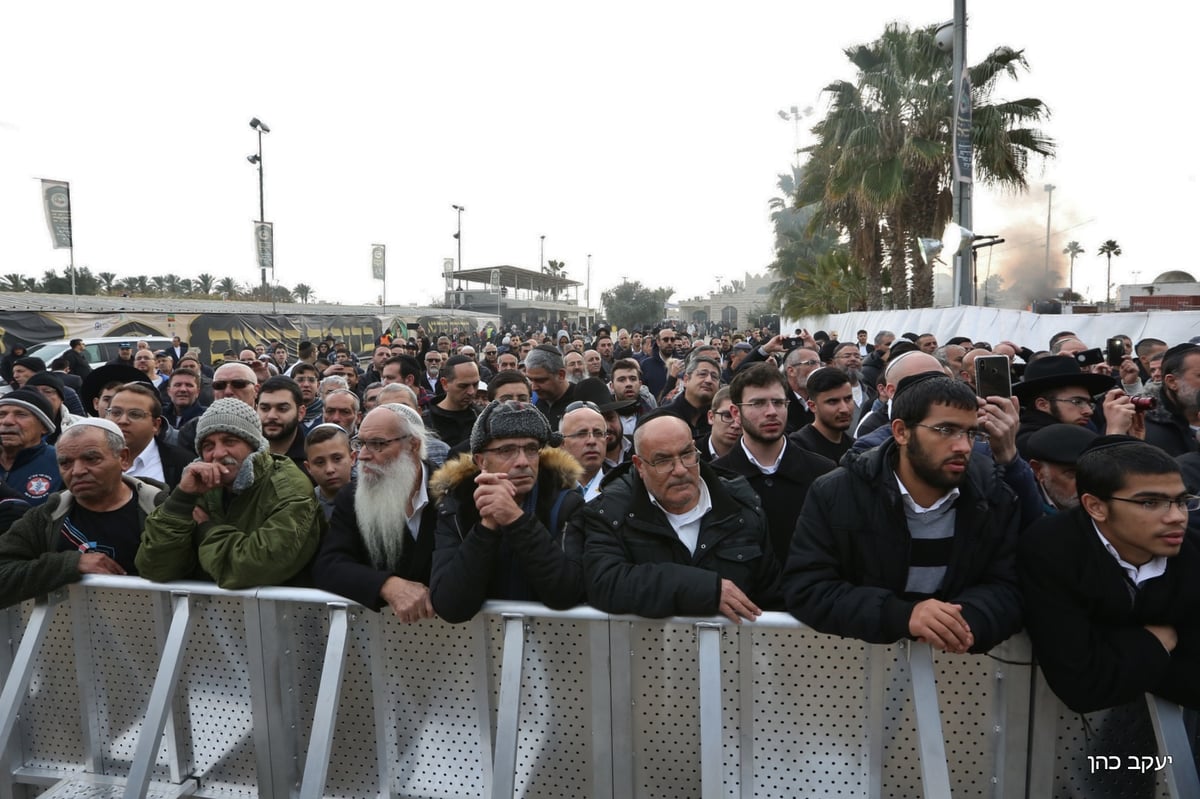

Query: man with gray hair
left=0, top=419, right=166, bottom=608
left=313, top=404, right=439, bottom=622
left=526, top=345, right=577, bottom=431
left=660, top=355, right=722, bottom=443
left=137, top=398, right=324, bottom=589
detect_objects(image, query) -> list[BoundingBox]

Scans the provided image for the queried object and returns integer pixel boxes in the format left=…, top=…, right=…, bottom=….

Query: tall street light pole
left=248, top=117, right=271, bottom=310
left=540, top=235, right=546, bottom=272
left=452, top=204, right=465, bottom=271
left=945, top=2, right=974, bottom=306
left=586, top=253, right=592, bottom=330
left=1043, top=184, right=1056, bottom=282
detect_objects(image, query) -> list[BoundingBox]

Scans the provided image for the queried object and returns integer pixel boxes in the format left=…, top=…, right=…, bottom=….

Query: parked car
left=23, top=337, right=175, bottom=369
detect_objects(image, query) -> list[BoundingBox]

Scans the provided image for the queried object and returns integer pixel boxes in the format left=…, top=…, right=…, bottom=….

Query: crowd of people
left=0, top=321, right=1195, bottom=724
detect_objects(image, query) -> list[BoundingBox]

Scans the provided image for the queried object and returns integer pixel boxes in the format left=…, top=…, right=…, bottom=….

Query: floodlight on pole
left=248, top=116, right=272, bottom=312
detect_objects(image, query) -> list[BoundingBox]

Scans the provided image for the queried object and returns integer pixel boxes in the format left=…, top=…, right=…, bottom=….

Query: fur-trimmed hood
left=430, top=446, right=583, bottom=503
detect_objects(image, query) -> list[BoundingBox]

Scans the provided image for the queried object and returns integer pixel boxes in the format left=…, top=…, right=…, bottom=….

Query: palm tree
left=217, top=277, right=239, bottom=299
left=1098, top=239, right=1122, bottom=308
left=293, top=283, right=314, bottom=304
left=799, top=22, right=1054, bottom=308
left=1061, top=241, right=1084, bottom=300
left=178, top=278, right=194, bottom=296
left=97, top=271, right=118, bottom=294
left=2, top=274, right=25, bottom=292
left=150, top=276, right=167, bottom=296
left=194, top=273, right=215, bottom=296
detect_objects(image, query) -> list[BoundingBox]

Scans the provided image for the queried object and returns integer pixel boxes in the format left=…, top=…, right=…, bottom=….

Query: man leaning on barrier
left=1019, top=437, right=1200, bottom=712
left=0, top=419, right=165, bottom=608
left=429, top=400, right=585, bottom=623
left=785, top=375, right=1023, bottom=653
left=583, top=412, right=782, bottom=624
left=313, top=405, right=438, bottom=622
left=136, top=398, right=324, bottom=589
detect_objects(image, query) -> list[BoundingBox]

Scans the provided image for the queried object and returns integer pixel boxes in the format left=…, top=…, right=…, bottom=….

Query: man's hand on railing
left=718, top=579, right=762, bottom=625
left=380, top=577, right=435, bottom=623
left=77, top=552, right=126, bottom=575
left=909, top=599, right=974, bottom=653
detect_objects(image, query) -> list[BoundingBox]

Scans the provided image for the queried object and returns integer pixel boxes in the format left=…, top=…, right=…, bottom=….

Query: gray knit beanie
left=0, top=389, right=55, bottom=433
left=195, top=398, right=265, bottom=454
left=469, top=400, right=558, bottom=453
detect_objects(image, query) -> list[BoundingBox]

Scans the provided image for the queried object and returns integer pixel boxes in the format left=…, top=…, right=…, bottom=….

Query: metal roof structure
left=451, top=265, right=581, bottom=292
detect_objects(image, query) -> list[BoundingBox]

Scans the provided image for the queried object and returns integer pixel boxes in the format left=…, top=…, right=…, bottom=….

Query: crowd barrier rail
left=0, top=576, right=1195, bottom=799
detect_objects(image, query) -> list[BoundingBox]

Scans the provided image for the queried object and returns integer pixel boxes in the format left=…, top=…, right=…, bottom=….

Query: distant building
left=444, top=265, right=595, bottom=330
left=1119, top=271, right=1200, bottom=311
left=676, top=271, right=774, bottom=330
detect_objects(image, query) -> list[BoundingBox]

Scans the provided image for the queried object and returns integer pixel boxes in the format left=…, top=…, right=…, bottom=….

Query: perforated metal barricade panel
left=19, top=600, right=86, bottom=775
left=1049, top=701, right=1171, bottom=799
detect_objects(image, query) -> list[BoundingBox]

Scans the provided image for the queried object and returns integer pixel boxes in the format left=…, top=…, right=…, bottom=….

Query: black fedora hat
left=1013, top=356, right=1115, bottom=403
left=80, top=363, right=152, bottom=417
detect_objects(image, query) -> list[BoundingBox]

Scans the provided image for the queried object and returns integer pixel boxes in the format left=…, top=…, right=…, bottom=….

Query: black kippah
left=1078, top=434, right=1141, bottom=457
left=892, top=370, right=945, bottom=401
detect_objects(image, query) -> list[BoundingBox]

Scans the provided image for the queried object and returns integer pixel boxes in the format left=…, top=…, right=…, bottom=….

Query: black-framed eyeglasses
left=1048, top=397, right=1093, bottom=408
left=914, top=424, right=990, bottom=444
left=351, top=434, right=410, bottom=453
left=212, top=379, right=255, bottom=391
left=1108, top=495, right=1200, bottom=513
left=482, top=442, right=541, bottom=460
left=712, top=410, right=735, bottom=422
left=739, top=398, right=789, bottom=411
left=641, top=449, right=701, bottom=474
left=565, top=400, right=601, bottom=414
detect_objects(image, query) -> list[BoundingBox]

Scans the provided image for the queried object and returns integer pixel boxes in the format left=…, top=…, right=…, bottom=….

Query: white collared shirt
left=741, top=438, right=785, bottom=475
left=1091, top=520, right=1167, bottom=586
left=580, top=469, right=604, bottom=502
left=649, top=479, right=712, bottom=556
left=405, top=463, right=430, bottom=541
left=125, top=441, right=165, bottom=484
left=896, top=475, right=960, bottom=514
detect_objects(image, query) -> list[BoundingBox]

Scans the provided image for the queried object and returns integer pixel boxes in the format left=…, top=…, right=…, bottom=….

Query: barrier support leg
left=67, top=585, right=103, bottom=775
left=737, top=627, right=754, bottom=799
left=1146, top=693, right=1200, bottom=799
left=149, top=591, right=192, bottom=783
left=989, top=635, right=1033, bottom=799
left=491, top=613, right=527, bottom=799
left=609, top=621, right=634, bottom=799
left=0, top=595, right=64, bottom=793
left=587, top=618, right=613, bottom=799
left=1026, top=667, right=1059, bottom=798
left=907, top=641, right=953, bottom=799
left=864, top=645, right=885, bottom=799
left=299, top=603, right=351, bottom=799
left=125, top=591, right=195, bottom=799
left=368, top=612, right=398, bottom=799
left=696, top=622, right=724, bottom=799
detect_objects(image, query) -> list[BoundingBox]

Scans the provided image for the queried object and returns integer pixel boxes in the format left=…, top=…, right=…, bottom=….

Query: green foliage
left=794, top=22, right=1053, bottom=308
left=601, top=281, right=672, bottom=331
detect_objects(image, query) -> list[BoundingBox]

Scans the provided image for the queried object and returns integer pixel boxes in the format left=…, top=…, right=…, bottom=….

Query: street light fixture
left=776, top=105, right=813, bottom=168
left=451, top=204, right=465, bottom=272
left=248, top=117, right=271, bottom=308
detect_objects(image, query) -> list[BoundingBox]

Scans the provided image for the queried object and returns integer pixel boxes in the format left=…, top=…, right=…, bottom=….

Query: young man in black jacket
left=1019, top=437, right=1200, bottom=713
left=785, top=375, right=1023, bottom=654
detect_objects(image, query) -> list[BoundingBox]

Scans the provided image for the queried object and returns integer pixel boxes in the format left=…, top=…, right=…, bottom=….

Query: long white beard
left=354, top=455, right=420, bottom=572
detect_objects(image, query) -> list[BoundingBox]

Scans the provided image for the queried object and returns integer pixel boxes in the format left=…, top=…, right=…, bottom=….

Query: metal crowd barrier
left=0, top=576, right=1194, bottom=798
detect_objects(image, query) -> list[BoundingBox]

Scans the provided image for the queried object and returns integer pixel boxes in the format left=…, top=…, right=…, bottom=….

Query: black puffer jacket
left=1144, top=389, right=1199, bottom=457
left=784, top=438, right=1022, bottom=651
left=429, top=447, right=585, bottom=623
left=582, top=462, right=781, bottom=618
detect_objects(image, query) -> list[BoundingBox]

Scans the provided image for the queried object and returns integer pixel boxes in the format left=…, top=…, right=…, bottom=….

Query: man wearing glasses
left=559, top=401, right=608, bottom=500
left=1013, top=356, right=1119, bottom=456
left=137, top=398, right=323, bottom=589
left=583, top=413, right=781, bottom=624
left=714, top=365, right=836, bottom=562
left=110, top=382, right=193, bottom=491
left=313, top=406, right=439, bottom=622
left=640, top=328, right=679, bottom=401
left=785, top=375, right=1022, bottom=655
left=783, top=347, right=822, bottom=434
left=659, top=355, right=721, bottom=444
left=429, top=400, right=585, bottom=623
left=1019, top=437, right=1200, bottom=713
left=176, top=362, right=260, bottom=454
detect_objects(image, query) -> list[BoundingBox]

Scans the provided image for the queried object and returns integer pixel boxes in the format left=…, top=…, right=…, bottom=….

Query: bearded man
left=312, top=404, right=438, bottom=622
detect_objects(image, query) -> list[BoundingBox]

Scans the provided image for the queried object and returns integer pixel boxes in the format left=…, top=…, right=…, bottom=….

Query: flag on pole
left=41, top=180, right=72, bottom=249
left=371, top=244, right=386, bottom=280
left=255, top=222, right=273, bottom=269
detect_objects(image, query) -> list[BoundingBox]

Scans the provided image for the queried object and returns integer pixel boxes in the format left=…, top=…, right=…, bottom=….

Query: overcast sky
left=2, top=2, right=1195, bottom=309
